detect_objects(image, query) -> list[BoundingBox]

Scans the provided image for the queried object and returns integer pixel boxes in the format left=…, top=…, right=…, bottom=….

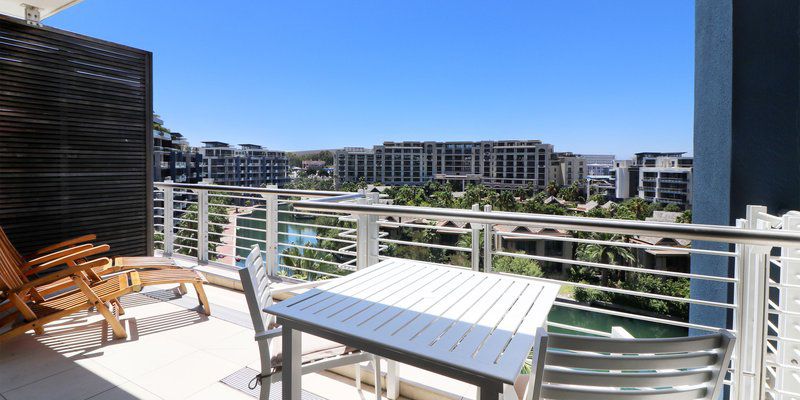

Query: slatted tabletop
left=265, top=259, right=560, bottom=396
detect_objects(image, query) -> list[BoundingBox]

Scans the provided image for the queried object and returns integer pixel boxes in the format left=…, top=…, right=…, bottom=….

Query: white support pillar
left=356, top=191, right=379, bottom=270
left=196, top=188, right=209, bottom=263
left=483, top=204, right=492, bottom=273
left=775, top=213, right=800, bottom=398
left=261, top=186, right=279, bottom=276
left=471, top=203, right=481, bottom=271
left=163, top=184, right=174, bottom=257
left=734, top=205, right=770, bottom=400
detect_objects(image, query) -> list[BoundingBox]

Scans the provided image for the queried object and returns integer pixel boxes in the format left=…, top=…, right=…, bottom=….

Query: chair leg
left=98, top=301, right=127, bottom=339
left=355, top=363, right=362, bottom=390
left=193, top=282, right=211, bottom=315
left=259, top=378, right=271, bottom=400
left=178, top=283, right=188, bottom=295
left=373, top=355, right=382, bottom=399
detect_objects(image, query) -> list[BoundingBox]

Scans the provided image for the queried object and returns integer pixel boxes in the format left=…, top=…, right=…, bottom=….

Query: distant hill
left=289, top=149, right=338, bottom=156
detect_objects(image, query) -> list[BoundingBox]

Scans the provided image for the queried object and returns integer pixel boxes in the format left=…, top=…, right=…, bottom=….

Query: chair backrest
left=526, top=328, right=735, bottom=400
left=0, top=226, right=24, bottom=267
left=0, top=244, right=25, bottom=292
left=238, top=244, right=273, bottom=334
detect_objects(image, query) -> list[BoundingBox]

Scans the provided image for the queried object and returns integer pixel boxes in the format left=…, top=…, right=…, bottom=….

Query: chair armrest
left=31, top=234, right=97, bottom=256
left=24, top=244, right=110, bottom=276
left=21, top=244, right=95, bottom=273
left=18, top=257, right=111, bottom=291
left=254, top=327, right=283, bottom=341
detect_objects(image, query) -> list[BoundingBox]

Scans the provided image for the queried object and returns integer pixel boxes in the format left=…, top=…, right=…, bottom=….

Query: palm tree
left=575, top=233, right=636, bottom=286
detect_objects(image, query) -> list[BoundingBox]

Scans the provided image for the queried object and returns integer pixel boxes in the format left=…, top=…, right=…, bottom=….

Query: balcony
left=141, top=182, right=800, bottom=400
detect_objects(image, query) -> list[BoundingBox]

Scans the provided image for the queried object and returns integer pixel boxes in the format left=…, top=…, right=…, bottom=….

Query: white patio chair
left=239, top=244, right=394, bottom=400
left=512, top=327, right=735, bottom=400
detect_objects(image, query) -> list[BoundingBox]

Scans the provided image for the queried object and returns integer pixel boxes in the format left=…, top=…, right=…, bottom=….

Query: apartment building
left=153, top=117, right=203, bottom=184
left=549, top=152, right=586, bottom=186
left=334, top=140, right=554, bottom=190
left=614, top=152, right=693, bottom=208
left=199, top=142, right=289, bottom=187
left=581, top=154, right=615, bottom=177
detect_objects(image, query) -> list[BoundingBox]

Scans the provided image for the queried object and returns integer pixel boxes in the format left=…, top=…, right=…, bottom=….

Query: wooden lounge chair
left=0, top=227, right=176, bottom=282
left=0, top=239, right=211, bottom=322
left=514, top=327, right=735, bottom=400
left=0, top=227, right=207, bottom=313
left=0, top=251, right=135, bottom=342
left=239, top=245, right=393, bottom=400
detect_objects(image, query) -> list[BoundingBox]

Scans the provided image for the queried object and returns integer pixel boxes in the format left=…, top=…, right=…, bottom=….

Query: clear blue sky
left=48, top=0, right=694, bottom=158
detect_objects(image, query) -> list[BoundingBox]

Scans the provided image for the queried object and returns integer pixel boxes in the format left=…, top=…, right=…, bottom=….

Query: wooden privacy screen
left=0, top=15, right=153, bottom=256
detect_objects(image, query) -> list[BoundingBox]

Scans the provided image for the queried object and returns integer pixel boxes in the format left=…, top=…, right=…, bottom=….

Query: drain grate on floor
left=220, top=367, right=329, bottom=399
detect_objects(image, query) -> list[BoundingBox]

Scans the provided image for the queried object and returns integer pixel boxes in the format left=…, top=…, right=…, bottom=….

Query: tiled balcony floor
left=0, top=283, right=477, bottom=400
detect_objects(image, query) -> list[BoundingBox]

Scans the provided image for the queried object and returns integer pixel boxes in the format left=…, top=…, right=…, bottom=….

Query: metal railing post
left=356, top=190, right=378, bottom=270
left=734, top=205, right=770, bottom=400
left=483, top=204, right=492, bottom=273
left=196, top=187, right=209, bottom=264
left=775, top=213, right=800, bottom=399
left=471, top=203, right=481, bottom=271
left=163, top=184, right=174, bottom=257
left=262, top=187, right=279, bottom=276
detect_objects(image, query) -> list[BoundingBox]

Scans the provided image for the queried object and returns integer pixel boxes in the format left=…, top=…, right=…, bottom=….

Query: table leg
left=478, top=381, right=501, bottom=400
left=281, top=327, right=302, bottom=400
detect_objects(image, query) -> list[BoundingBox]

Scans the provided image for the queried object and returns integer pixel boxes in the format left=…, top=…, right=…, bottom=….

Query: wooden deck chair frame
left=0, top=243, right=211, bottom=329
left=239, top=245, right=398, bottom=400
left=0, top=228, right=209, bottom=316
left=0, top=253, right=136, bottom=342
left=516, top=327, right=736, bottom=400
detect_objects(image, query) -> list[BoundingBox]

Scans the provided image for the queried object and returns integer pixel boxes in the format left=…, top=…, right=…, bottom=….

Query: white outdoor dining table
left=264, top=258, right=561, bottom=400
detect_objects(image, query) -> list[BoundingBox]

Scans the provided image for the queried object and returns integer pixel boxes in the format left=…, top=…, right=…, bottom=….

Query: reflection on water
left=234, top=206, right=689, bottom=338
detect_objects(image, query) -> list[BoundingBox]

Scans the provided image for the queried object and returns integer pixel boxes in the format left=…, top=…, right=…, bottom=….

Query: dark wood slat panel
left=0, top=16, right=152, bottom=256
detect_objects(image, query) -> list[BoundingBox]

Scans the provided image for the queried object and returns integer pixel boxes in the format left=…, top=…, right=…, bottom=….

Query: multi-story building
left=581, top=154, right=615, bottom=177
left=549, top=152, right=586, bottom=187
left=614, top=152, right=693, bottom=208
left=334, top=140, right=553, bottom=190
left=199, top=142, right=289, bottom=187
left=153, top=117, right=203, bottom=184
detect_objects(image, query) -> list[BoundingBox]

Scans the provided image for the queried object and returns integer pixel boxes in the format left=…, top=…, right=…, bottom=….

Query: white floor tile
left=3, top=363, right=125, bottom=400
left=135, top=350, right=241, bottom=400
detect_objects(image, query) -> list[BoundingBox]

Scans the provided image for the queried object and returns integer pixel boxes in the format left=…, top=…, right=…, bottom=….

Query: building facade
left=153, top=117, right=203, bottom=184
left=549, top=152, right=586, bottom=187
left=581, top=154, right=615, bottom=177
left=199, top=142, right=289, bottom=187
left=614, top=152, right=693, bottom=208
left=334, top=140, right=553, bottom=190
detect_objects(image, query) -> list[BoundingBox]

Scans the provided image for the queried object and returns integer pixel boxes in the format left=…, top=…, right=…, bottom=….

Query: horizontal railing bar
left=279, top=253, right=346, bottom=267
left=493, top=250, right=738, bottom=283
left=279, top=221, right=352, bottom=231
left=496, top=231, right=737, bottom=257
left=552, top=301, right=727, bottom=333
left=278, top=231, right=356, bottom=244
left=294, top=201, right=800, bottom=246
left=277, top=264, right=344, bottom=278
left=277, top=242, right=356, bottom=257
left=155, top=182, right=355, bottom=198
left=378, top=220, right=473, bottom=233
left=545, top=321, right=611, bottom=337
left=379, top=238, right=472, bottom=252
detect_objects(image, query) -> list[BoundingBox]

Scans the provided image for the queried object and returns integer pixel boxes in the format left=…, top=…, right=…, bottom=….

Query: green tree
left=173, top=192, right=231, bottom=260
left=574, top=233, right=635, bottom=286
left=676, top=210, right=692, bottom=223
left=664, top=203, right=682, bottom=212
left=493, top=253, right=544, bottom=277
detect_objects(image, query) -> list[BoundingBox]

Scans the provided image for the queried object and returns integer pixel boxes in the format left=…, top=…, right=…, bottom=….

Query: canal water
left=234, top=206, right=687, bottom=338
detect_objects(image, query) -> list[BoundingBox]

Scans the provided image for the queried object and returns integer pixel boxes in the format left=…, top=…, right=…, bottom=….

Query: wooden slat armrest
left=255, top=327, right=283, bottom=341
left=18, top=257, right=111, bottom=292
left=21, top=244, right=95, bottom=273
left=30, top=234, right=97, bottom=256
left=24, top=245, right=111, bottom=276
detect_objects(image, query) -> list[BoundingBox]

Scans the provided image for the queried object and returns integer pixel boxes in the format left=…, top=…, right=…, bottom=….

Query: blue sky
left=48, top=1, right=694, bottom=158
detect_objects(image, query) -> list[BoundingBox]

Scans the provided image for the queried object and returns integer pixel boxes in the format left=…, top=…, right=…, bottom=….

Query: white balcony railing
left=152, top=182, right=800, bottom=400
